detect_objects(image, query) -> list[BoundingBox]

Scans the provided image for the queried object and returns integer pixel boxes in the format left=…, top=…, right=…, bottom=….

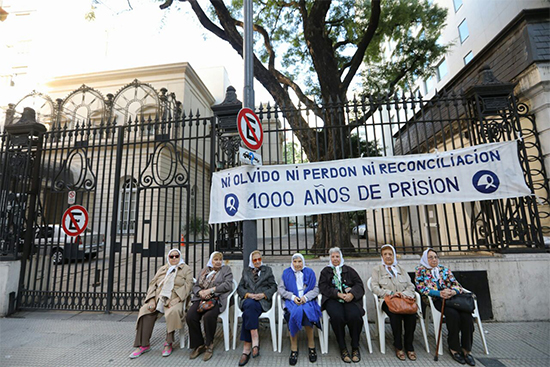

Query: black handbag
left=446, top=293, right=475, bottom=313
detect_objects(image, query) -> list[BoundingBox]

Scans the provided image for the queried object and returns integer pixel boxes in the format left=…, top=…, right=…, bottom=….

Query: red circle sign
left=237, top=108, right=263, bottom=151
left=61, top=205, right=89, bottom=237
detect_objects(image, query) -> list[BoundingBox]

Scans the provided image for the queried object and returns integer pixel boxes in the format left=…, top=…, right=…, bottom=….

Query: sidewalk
left=0, top=310, right=548, bottom=367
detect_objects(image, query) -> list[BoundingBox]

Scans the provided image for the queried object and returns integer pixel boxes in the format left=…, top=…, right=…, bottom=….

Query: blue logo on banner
left=224, top=194, right=239, bottom=216
left=472, top=170, right=500, bottom=194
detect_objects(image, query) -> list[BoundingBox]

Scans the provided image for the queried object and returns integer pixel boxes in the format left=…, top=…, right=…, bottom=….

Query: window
left=453, top=0, right=463, bottom=12
left=424, top=76, right=435, bottom=94
left=436, top=59, right=448, bottom=81
left=118, top=177, right=137, bottom=234
left=458, top=19, right=469, bottom=43
left=464, top=51, right=474, bottom=65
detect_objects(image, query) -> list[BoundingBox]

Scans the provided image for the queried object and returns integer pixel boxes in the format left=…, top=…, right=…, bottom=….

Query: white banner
left=209, top=141, right=531, bottom=224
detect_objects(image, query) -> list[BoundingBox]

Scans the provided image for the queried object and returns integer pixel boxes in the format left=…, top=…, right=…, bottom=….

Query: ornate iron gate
left=11, top=115, right=215, bottom=311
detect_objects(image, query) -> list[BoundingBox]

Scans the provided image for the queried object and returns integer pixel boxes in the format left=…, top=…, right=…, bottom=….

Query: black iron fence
left=1, top=74, right=548, bottom=312
left=244, top=87, right=549, bottom=256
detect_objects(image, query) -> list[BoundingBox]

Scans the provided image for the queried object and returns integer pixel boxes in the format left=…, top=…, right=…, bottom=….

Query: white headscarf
left=420, top=248, right=440, bottom=281
left=163, top=248, right=184, bottom=282
left=290, top=253, right=305, bottom=297
left=248, top=250, right=263, bottom=269
left=380, top=244, right=399, bottom=278
left=157, top=249, right=184, bottom=313
left=327, top=247, right=345, bottom=281
left=206, top=251, right=224, bottom=280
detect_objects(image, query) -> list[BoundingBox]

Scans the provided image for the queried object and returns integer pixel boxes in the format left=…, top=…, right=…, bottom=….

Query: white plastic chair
left=276, top=293, right=325, bottom=353
left=179, top=277, right=196, bottom=349
left=366, top=277, right=429, bottom=354
left=232, top=285, right=278, bottom=351
left=320, top=295, right=373, bottom=354
left=427, top=288, right=489, bottom=355
left=180, top=278, right=237, bottom=351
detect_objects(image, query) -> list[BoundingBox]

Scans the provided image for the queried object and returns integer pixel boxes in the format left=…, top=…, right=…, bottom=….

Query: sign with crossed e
left=61, top=205, right=89, bottom=237
left=209, top=141, right=531, bottom=224
left=237, top=108, right=264, bottom=151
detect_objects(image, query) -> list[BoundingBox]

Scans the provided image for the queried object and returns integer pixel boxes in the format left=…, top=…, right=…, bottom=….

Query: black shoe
left=238, top=353, right=251, bottom=366
left=289, top=350, right=298, bottom=366
left=308, top=347, right=317, bottom=363
left=341, top=348, right=352, bottom=363
left=449, top=348, right=466, bottom=365
left=252, top=345, right=260, bottom=358
left=464, top=354, right=475, bottom=366
left=351, top=348, right=361, bottom=363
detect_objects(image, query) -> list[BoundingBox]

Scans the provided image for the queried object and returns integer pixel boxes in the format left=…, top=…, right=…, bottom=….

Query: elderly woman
left=278, top=253, right=322, bottom=366
left=371, top=244, right=417, bottom=361
left=185, top=251, right=233, bottom=361
left=319, top=247, right=365, bottom=363
left=415, top=248, right=475, bottom=366
left=236, top=250, right=278, bottom=366
left=129, top=248, right=193, bottom=359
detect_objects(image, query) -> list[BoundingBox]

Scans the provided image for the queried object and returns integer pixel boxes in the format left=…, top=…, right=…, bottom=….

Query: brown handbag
left=384, top=293, right=418, bottom=314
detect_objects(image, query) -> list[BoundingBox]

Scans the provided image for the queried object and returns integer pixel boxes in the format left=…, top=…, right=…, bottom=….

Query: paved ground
left=1, top=311, right=548, bottom=367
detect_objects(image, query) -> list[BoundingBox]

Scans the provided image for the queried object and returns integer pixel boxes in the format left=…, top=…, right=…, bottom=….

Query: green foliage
left=226, top=0, right=448, bottom=97
left=349, top=134, right=382, bottom=158
left=284, top=142, right=309, bottom=164
left=362, top=0, right=449, bottom=94
left=185, top=217, right=209, bottom=236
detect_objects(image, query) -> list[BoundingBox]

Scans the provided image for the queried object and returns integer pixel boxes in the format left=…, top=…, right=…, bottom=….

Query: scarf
left=248, top=251, right=262, bottom=281
left=199, top=252, right=223, bottom=288
left=327, top=248, right=346, bottom=301
left=420, top=248, right=441, bottom=281
left=282, top=265, right=322, bottom=337
left=291, top=253, right=305, bottom=297
left=156, top=249, right=184, bottom=313
left=380, top=244, right=399, bottom=278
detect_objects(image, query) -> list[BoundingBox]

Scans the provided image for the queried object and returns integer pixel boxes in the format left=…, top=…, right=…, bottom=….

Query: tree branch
left=341, top=0, right=381, bottom=92
left=234, top=20, right=276, bottom=70
left=186, top=0, right=227, bottom=41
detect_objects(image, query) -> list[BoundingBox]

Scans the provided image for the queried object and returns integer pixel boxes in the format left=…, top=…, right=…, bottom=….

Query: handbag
left=384, top=293, right=418, bottom=315
left=197, top=297, right=218, bottom=313
left=446, top=293, right=475, bottom=313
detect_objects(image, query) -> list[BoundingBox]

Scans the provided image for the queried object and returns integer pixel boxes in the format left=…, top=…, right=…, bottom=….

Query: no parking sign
left=237, top=108, right=263, bottom=151
left=61, top=205, right=89, bottom=237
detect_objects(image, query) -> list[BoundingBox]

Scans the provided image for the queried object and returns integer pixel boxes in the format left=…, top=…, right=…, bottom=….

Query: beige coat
left=371, top=264, right=415, bottom=299
left=136, top=262, right=193, bottom=334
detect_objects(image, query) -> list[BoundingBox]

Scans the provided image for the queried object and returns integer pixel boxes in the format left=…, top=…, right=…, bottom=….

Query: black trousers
left=186, top=301, right=221, bottom=348
left=240, top=299, right=262, bottom=342
left=324, top=298, right=364, bottom=350
left=382, top=302, right=416, bottom=351
left=434, top=298, right=474, bottom=352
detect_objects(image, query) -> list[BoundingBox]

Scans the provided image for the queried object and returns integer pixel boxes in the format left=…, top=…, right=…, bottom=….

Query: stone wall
left=227, top=253, right=550, bottom=322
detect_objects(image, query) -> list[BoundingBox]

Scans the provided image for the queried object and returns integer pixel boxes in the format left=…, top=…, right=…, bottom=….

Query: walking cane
left=434, top=298, right=446, bottom=361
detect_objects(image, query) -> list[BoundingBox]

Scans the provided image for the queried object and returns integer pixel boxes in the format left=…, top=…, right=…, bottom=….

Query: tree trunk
left=312, top=212, right=354, bottom=255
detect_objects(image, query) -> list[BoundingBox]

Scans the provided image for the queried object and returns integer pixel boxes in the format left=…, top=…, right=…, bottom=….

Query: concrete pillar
left=0, top=260, right=21, bottom=316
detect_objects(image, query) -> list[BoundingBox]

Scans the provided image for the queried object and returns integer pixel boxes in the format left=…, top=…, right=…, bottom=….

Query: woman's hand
left=440, top=288, right=455, bottom=299
left=300, top=296, right=307, bottom=304
left=344, top=293, right=354, bottom=302
left=199, top=289, right=210, bottom=300
left=293, top=296, right=302, bottom=305
left=147, top=298, right=156, bottom=311
left=337, top=292, right=346, bottom=300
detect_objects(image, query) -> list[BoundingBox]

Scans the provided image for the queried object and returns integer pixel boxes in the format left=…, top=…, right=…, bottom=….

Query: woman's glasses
left=252, top=258, right=262, bottom=263
left=169, top=254, right=180, bottom=259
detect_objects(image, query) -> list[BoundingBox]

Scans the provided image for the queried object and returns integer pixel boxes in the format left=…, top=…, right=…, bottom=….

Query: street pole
left=242, top=0, right=257, bottom=267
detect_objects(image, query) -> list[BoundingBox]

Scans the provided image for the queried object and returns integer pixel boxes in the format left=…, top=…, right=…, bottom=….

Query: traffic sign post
left=61, top=205, right=89, bottom=237
left=237, top=107, right=263, bottom=151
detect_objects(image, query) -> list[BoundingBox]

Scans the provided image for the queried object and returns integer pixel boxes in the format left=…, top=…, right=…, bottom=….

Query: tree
left=155, top=0, right=447, bottom=253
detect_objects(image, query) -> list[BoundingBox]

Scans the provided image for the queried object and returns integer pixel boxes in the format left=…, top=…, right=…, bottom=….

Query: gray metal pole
left=242, top=0, right=257, bottom=267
